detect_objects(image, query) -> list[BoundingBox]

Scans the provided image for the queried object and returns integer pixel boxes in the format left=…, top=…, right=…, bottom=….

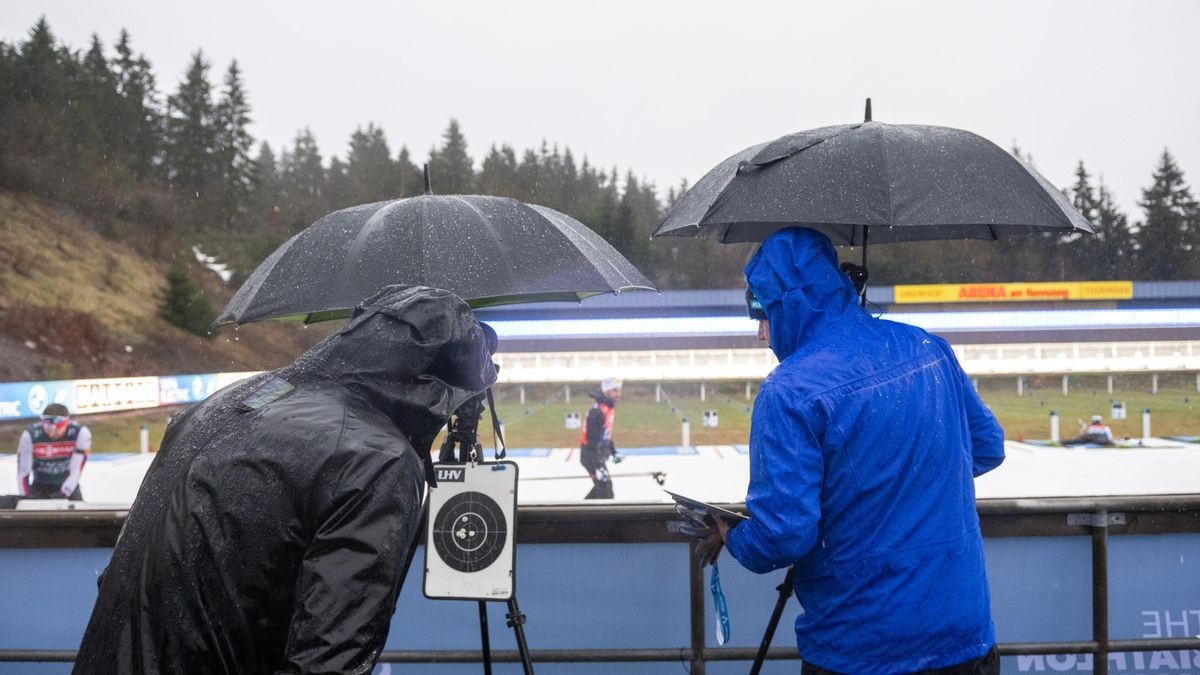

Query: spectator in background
left=579, top=377, right=623, bottom=499
left=16, top=403, right=90, bottom=500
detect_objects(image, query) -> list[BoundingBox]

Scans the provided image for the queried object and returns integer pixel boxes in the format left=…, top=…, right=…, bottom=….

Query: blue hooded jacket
left=726, top=228, right=1005, bottom=674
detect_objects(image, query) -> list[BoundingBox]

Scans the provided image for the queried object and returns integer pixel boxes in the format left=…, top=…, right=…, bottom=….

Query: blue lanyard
left=711, top=563, right=732, bottom=645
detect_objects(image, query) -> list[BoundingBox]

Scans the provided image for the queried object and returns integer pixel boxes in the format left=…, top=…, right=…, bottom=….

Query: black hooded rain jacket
left=73, top=285, right=496, bottom=675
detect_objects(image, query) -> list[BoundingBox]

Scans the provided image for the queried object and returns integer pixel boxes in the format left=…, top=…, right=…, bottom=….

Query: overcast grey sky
left=5, top=1, right=1197, bottom=220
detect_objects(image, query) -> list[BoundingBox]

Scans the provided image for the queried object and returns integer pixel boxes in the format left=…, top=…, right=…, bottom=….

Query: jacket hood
left=744, top=227, right=860, bottom=360
left=281, top=285, right=497, bottom=450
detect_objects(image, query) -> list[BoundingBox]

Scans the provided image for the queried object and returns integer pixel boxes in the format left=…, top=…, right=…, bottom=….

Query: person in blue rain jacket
left=705, top=227, right=1006, bottom=675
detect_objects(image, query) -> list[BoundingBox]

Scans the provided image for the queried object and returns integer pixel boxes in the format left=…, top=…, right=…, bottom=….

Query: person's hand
left=667, top=503, right=712, bottom=538
left=611, top=450, right=623, bottom=464
left=695, top=517, right=731, bottom=567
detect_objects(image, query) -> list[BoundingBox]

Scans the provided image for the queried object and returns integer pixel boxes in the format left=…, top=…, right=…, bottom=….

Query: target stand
left=424, top=460, right=532, bottom=674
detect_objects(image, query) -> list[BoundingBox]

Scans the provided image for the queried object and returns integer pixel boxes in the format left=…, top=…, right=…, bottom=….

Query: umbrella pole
left=860, top=226, right=869, bottom=308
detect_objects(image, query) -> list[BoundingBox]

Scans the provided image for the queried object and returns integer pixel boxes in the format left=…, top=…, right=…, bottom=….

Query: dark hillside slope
left=0, top=190, right=328, bottom=382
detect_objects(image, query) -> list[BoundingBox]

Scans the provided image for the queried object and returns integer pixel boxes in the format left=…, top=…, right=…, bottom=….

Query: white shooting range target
left=423, top=461, right=518, bottom=600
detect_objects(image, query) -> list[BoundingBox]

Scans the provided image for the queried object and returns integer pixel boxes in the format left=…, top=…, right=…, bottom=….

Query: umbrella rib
left=543, top=207, right=638, bottom=287
left=875, top=123, right=895, bottom=231
left=446, top=195, right=519, bottom=290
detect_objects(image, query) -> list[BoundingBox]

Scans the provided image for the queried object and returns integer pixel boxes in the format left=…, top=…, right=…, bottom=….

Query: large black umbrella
left=215, top=171, right=655, bottom=327
left=654, top=100, right=1093, bottom=246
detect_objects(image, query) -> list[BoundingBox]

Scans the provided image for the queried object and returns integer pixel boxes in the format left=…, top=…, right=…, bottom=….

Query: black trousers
left=583, top=465, right=613, bottom=499
left=802, top=645, right=999, bottom=675
left=30, top=484, right=83, bottom=501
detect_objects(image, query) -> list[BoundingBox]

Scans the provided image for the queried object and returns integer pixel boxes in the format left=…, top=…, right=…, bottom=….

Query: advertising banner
left=1, top=371, right=261, bottom=421
left=159, top=372, right=258, bottom=405
left=71, top=377, right=160, bottom=414
left=0, top=380, right=74, bottom=421
left=894, top=281, right=1133, bottom=304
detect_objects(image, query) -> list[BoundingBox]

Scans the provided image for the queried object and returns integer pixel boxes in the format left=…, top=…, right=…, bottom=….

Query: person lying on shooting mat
left=73, top=285, right=497, bottom=675
left=579, top=376, right=624, bottom=499
left=693, top=228, right=1006, bottom=675
left=1064, top=414, right=1115, bottom=446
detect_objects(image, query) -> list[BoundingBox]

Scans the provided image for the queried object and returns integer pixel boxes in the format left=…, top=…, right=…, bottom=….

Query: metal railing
left=1, top=496, right=1198, bottom=671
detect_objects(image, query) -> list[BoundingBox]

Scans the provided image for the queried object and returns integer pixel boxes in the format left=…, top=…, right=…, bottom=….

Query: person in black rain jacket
left=73, top=285, right=497, bottom=675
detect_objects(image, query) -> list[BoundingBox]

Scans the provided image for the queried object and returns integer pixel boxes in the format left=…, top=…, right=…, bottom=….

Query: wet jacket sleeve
left=61, top=426, right=90, bottom=496
left=939, top=339, right=1005, bottom=476
left=726, top=383, right=823, bottom=574
left=16, top=431, right=31, bottom=495
left=584, top=406, right=606, bottom=450
left=279, top=452, right=418, bottom=675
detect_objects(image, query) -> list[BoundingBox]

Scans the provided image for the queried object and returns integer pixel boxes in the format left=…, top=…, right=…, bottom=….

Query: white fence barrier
left=3, top=341, right=1198, bottom=421
left=494, top=340, right=1200, bottom=384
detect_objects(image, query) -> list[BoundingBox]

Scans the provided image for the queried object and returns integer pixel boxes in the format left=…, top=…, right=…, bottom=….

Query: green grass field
left=1, top=376, right=1195, bottom=453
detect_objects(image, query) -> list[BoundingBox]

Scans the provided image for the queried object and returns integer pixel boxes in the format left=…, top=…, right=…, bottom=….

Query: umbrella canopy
left=215, top=190, right=655, bottom=327
left=654, top=102, right=1094, bottom=245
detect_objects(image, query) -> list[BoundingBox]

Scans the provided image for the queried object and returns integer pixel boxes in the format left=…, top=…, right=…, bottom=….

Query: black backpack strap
left=486, top=387, right=506, bottom=460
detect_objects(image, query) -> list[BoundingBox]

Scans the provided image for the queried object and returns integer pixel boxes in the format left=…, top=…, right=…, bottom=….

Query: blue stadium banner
left=1, top=371, right=260, bottom=421
left=159, top=372, right=258, bottom=405
left=0, top=379, right=75, bottom=421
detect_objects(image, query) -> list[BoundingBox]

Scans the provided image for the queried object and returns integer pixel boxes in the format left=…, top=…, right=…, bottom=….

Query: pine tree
left=251, top=141, right=283, bottom=227
left=608, top=172, right=637, bottom=258
left=396, top=146, right=422, bottom=197
left=989, top=141, right=1054, bottom=280
left=112, top=29, right=161, bottom=177
left=0, top=39, right=11, bottom=105
left=80, top=33, right=120, bottom=154
left=1134, top=150, right=1200, bottom=280
left=574, top=159, right=604, bottom=220
left=345, top=123, right=397, bottom=203
left=478, top=144, right=521, bottom=199
left=427, top=119, right=474, bottom=194
left=164, top=51, right=217, bottom=201
left=279, top=128, right=326, bottom=228
left=1057, top=161, right=1139, bottom=281
left=213, top=60, right=255, bottom=227
left=557, top=148, right=580, bottom=212
left=159, top=260, right=215, bottom=336
left=326, top=156, right=351, bottom=209
left=9, top=17, right=67, bottom=105
left=0, top=18, right=81, bottom=199
left=1059, top=161, right=1100, bottom=279
left=1093, top=183, right=1134, bottom=279
left=516, top=148, right=542, bottom=201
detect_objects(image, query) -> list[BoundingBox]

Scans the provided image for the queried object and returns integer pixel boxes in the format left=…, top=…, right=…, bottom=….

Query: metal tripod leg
left=480, top=601, right=493, bottom=675
left=750, top=565, right=795, bottom=675
left=507, top=595, right=534, bottom=675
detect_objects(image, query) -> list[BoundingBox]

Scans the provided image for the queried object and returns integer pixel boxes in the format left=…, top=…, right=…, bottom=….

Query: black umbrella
left=215, top=169, right=656, bottom=327
left=655, top=99, right=1092, bottom=242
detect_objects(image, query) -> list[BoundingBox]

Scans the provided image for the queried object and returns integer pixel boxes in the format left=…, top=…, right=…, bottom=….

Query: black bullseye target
left=431, top=491, right=508, bottom=573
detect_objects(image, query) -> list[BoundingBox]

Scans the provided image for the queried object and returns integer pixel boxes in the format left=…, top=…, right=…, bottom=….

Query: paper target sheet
left=424, top=461, right=518, bottom=601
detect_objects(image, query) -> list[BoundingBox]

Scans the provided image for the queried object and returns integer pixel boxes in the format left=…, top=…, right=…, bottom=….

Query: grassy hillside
left=0, top=189, right=329, bottom=382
